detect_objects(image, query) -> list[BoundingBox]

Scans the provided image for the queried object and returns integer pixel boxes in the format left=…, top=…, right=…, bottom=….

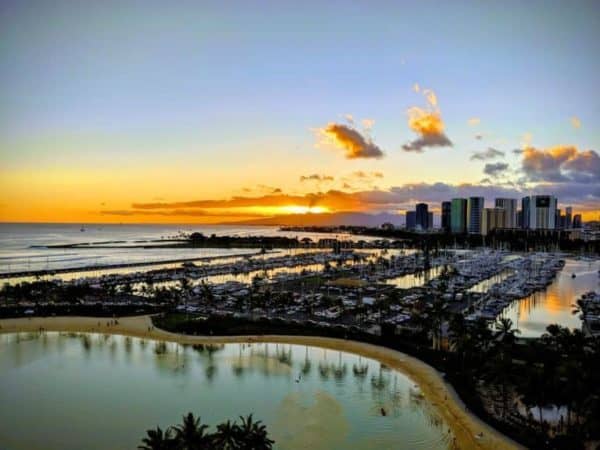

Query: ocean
left=0, top=223, right=366, bottom=275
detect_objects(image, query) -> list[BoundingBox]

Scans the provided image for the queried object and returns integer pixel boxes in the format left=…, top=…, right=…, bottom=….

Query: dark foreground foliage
left=138, top=412, right=274, bottom=450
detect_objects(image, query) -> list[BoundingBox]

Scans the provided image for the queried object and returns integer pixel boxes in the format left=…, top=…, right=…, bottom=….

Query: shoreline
left=0, top=315, right=524, bottom=450
left=0, top=250, right=269, bottom=280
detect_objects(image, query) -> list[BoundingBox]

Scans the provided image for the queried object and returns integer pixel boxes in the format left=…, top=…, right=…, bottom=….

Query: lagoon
left=0, top=332, right=454, bottom=450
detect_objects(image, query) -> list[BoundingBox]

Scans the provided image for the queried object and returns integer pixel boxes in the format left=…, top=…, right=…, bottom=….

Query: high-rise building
left=441, top=201, right=452, bottom=232
left=415, top=203, right=429, bottom=230
left=573, top=214, right=582, bottom=228
left=428, top=212, right=433, bottom=230
left=516, top=210, right=523, bottom=228
left=555, top=208, right=562, bottom=229
left=565, top=206, right=573, bottom=229
left=495, top=198, right=517, bottom=228
left=521, top=197, right=531, bottom=229
left=406, top=211, right=416, bottom=230
left=481, top=208, right=506, bottom=235
left=451, top=198, right=467, bottom=233
left=467, top=197, right=485, bottom=234
left=524, top=195, right=558, bottom=229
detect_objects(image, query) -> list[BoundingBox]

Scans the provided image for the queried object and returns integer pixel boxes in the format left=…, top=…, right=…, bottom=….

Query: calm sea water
left=0, top=223, right=370, bottom=275
left=501, top=258, right=600, bottom=337
left=0, top=332, right=453, bottom=450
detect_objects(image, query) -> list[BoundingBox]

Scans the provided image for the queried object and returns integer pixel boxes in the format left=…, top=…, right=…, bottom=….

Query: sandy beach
left=0, top=315, right=524, bottom=450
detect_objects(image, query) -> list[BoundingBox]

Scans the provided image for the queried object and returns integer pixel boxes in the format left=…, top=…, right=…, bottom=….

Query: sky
left=1, top=0, right=599, bottom=223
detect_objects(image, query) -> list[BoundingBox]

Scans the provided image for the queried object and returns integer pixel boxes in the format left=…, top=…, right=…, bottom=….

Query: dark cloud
left=100, top=209, right=263, bottom=218
left=483, top=162, right=509, bottom=177
left=470, top=147, right=505, bottom=161
left=521, top=146, right=600, bottom=183
left=300, top=174, right=334, bottom=182
left=130, top=179, right=599, bottom=218
left=317, top=123, right=384, bottom=159
left=402, top=131, right=452, bottom=153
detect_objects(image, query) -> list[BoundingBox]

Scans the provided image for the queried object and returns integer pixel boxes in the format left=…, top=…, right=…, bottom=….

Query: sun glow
left=279, top=205, right=330, bottom=215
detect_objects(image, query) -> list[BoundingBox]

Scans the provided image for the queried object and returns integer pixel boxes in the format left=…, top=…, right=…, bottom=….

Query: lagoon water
left=0, top=332, right=453, bottom=450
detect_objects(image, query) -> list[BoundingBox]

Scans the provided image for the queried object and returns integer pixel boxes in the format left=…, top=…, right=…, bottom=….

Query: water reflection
left=0, top=332, right=452, bottom=450
left=468, top=269, right=514, bottom=293
left=386, top=265, right=447, bottom=289
left=501, top=258, right=600, bottom=337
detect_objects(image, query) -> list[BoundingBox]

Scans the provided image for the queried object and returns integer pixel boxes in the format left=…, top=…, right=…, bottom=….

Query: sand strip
left=0, top=315, right=524, bottom=450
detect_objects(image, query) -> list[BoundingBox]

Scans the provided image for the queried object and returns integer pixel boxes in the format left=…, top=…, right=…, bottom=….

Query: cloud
left=475, top=134, right=483, bottom=140
left=521, top=146, right=600, bottom=183
left=129, top=178, right=599, bottom=218
left=361, top=118, right=375, bottom=130
left=521, top=132, right=533, bottom=149
left=133, top=191, right=364, bottom=211
left=470, top=147, right=505, bottom=161
left=468, top=118, right=481, bottom=126
left=351, top=171, right=383, bottom=179
left=100, top=209, right=263, bottom=218
left=422, top=89, right=437, bottom=108
left=483, top=162, right=510, bottom=178
left=300, top=174, right=334, bottom=182
left=316, top=123, right=384, bottom=159
left=413, top=83, right=420, bottom=93
left=402, top=88, right=452, bottom=153
left=571, top=116, right=581, bottom=129
left=256, top=185, right=282, bottom=194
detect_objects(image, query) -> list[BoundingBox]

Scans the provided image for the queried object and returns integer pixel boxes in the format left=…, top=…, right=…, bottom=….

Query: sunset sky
left=1, top=1, right=599, bottom=223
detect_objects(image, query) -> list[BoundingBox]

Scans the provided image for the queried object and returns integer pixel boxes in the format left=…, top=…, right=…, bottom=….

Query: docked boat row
left=468, top=255, right=565, bottom=320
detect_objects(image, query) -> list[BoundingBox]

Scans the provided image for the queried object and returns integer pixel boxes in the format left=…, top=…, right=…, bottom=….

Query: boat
left=571, top=273, right=576, bottom=279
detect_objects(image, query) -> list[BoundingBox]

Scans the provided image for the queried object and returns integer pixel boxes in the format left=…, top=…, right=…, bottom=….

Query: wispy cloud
left=521, top=132, right=533, bottom=149
left=571, top=116, right=581, bottom=129
left=100, top=209, right=264, bottom=218
left=467, top=118, right=480, bottom=126
left=470, top=147, right=505, bottom=161
left=351, top=171, right=383, bottom=179
left=299, top=174, right=334, bottom=182
left=361, top=118, right=375, bottom=130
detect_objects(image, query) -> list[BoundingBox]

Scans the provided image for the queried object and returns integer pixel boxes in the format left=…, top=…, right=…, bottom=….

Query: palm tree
left=235, top=414, right=274, bottom=449
left=428, top=300, right=447, bottom=350
left=172, top=413, right=211, bottom=450
left=490, top=318, right=521, bottom=419
left=448, top=313, right=471, bottom=371
left=212, top=420, right=239, bottom=449
left=138, top=426, right=177, bottom=450
left=495, top=317, right=520, bottom=346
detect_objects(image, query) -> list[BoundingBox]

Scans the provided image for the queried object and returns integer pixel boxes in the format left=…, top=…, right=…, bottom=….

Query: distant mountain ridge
left=219, top=211, right=404, bottom=227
